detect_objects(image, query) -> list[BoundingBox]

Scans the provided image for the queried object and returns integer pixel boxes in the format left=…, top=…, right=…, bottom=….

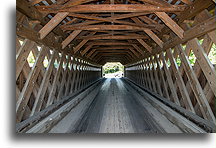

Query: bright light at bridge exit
left=102, top=62, right=124, bottom=78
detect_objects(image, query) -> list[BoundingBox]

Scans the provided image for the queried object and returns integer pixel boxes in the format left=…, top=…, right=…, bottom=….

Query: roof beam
left=97, top=56, right=128, bottom=64
left=129, top=47, right=140, bottom=57
left=93, top=50, right=135, bottom=59
left=86, top=40, right=139, bottom=46
left=73, top=32, right=96, bottom=53
left=86, top=49, right=97, bottom=58
left=62, top=30, right=82, bottom=49
left=180, top=0, right=193, bottom=5
left=73, top=40, right=89, bottom=54
left=139, top=16, right=164, bottom=30
left=61, top=25, right=156, bottom=31
left=77, top=34, right=148, bottom=40
left=31, top=0, right=44, bottom=5
left=155, top=12, right=184, bottom=39
left=37, top=4, right=186, bottom=13
left=95, top=53, right=132, bottom=61
left=94, top=46, right=134, bottom=50
left=81, top=45, right=93, bottom=56
left=176, top=0, right=213, bottom=23
left=132, top=17, right=164, bottom=48
left=94, top=50, right=131, bottom=54
left=67, top=13, right=158, bottom=30
left=61, top=0, right=100, bottom=8
left=86, top=45, right=140, bottom=59
left=137, top=39, right=152, bottom=53
left=86, top=41, right=139, bottom=46
left=39, top=12, right=69, bottom=39
left=128, top=40, right=145, bottom=56
left=108, top=12, right=149, bottom=20
left=138, top=15, right=216, bottom=62
left=138, top=0, right=172, bottom=7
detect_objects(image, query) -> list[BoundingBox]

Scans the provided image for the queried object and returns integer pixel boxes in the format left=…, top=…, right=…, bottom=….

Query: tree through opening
left=102, top=62, right=124, bottom=78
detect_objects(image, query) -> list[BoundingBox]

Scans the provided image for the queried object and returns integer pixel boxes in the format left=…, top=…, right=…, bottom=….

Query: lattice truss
left=16, top=36, right=101, bottom=123
left=125, top=9, right=216, bottom=123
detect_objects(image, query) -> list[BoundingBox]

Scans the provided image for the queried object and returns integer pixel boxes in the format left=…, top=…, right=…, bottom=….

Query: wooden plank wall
left=16, top=36, right=101, bottom=123
left=125, top=10, right=216, bottom=124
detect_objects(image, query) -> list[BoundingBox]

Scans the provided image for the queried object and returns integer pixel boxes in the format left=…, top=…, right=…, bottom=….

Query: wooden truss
left=16, top=0, right=215, bottom=129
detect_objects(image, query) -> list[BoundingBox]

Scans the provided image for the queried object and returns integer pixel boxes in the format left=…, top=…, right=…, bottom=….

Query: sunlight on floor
left=104, top=72, right=123, bottom=78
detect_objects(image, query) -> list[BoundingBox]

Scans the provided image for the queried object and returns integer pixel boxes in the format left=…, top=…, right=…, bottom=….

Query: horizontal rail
left=16, top=78, right=105, bottom=133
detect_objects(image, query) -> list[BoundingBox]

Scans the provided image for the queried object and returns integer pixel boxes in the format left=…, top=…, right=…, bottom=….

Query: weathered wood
left=155, top=58, right=170, bottom=100
left=24, top=79, right=103, bottom=133
left=166, top=48, right=195, bottom=113
left=87, top=49, right=97, bottom=58
left=137, top=39, right=152, bottom=53
left=64, top=61, right=74, bottom=96
left=67, top=13, right=158, bottom=30
left=138, top=0, right=172, bottom=7
left=16, top=46, right=47, bottom=122
left=16, top=39, right=36, bottom=81
left=73, top=32, right=96, bottom=53
left=124, top=78, right=215, bottom=132
left=62, top=30, right=82, bottom=49
left=78, top=34, right=148, bottom=40
left=147, top=60, right=157, bottom=93
left=151, top=57, right=163, bottom=96
left=86, top=41, right=138, bottom=46
left=188, top=39, right=216, bottom=96
left=39, top=12, right=69, bottom=39
left=16, top=0, right=216, bottom=132
left=17, top=19, right=62, bottom=52
left=131, top=44, right=145, bottom=56
left=180, top=0, right=193, bottom=5
left=176, top=0, right=213, bottom=23
left=132, top=17, right=164, bottom=48
left=31, top=0, right=44, bottom=5
left=62, top=0, right=98, bottom=8
left=128, top=47, right=140, bottom=58
left=57, top=58, right=70, bottom=101
left=61, top=25, right=155, bottom=31
left=81, top=45, right=93, bottom=56
left=16, top=0, right=43, bottom=22
left=176, top=45, right=215, bottom=123
left=46, top=54, right=65, bottom=107
left=37, top=4, right=186, bottom=13
left=160, top=53, right=180, bottom=105
left=31, top=51, right=58, bottom=116
left=155, top=12, right=184, bottom=39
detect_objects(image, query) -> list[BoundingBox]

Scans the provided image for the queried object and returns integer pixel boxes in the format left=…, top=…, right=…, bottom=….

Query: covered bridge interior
left=16, top=0, right=216, bottom=133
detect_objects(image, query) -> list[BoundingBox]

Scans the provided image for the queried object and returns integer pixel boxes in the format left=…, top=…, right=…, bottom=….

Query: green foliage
left=166, top=59, right=171, bottom=67
left=188, top=50, right=196, bottom=66
left=27, top=51, right=35, bottom=67
left=43, top=56, right=49, bottom=68
left=176, top=56, right=181, bottom=66
left=199, top=39, right=204, bottom=45
left=103, top=62, right=124, bottom=74
left=54, top=59, right=59, bottom=68
left=208, top=43, right=216, bottom=64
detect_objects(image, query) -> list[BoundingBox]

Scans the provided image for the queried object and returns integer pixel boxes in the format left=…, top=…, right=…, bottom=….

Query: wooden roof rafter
left=36, top=4, right=186, bottom=13
left=18, top=0, right=215, bottom=65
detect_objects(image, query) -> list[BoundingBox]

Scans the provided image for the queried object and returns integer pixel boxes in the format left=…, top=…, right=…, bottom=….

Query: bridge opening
left=102, top=62, right=124, bottom=78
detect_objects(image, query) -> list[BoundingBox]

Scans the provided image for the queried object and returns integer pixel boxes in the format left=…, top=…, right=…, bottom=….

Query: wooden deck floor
left=50, top=78, right=182, bottom=133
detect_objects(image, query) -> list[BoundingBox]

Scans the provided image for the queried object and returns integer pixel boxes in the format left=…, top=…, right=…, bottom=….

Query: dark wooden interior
left=16, top=0, right=216, bottom=133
